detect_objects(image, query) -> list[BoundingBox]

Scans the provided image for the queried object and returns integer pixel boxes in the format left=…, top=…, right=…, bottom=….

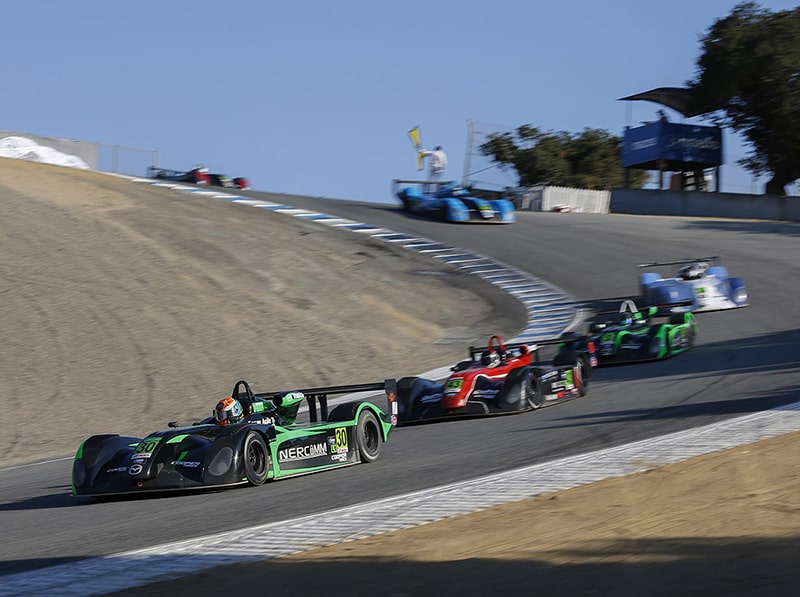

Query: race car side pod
left=254, top=380, right=397, bottom=424
left=635, top=255, right=720, bottom=268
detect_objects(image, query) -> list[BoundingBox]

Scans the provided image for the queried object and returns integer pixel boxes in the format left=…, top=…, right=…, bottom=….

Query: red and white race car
left=396, top=334, right=596, bottom=424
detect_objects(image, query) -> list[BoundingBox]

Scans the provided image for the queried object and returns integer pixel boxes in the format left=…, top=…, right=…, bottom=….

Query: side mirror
left=168, top=421, right=179, bottom=428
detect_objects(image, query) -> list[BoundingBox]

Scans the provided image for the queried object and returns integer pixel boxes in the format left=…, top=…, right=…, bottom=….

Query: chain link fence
left=96, top=143, right=158, bottom=178
left=462, top=119, right=521, bottom=192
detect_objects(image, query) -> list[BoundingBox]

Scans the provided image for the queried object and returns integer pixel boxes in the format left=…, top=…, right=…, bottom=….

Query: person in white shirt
left=420, top=145, right=447, bottom=193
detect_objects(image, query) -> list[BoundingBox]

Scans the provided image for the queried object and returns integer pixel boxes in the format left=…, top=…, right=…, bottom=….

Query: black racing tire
left=528, top=375, right=544, bottom=409
left=499, top=367, right=532, bottom=411
left=356, top=409, right=382, bottom=463
left=576, top=356, right=591, bottom=397
left=243, top=432, right=270, bottom=486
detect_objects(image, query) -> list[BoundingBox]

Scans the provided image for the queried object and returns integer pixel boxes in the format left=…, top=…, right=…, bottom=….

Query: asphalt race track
left=2, top=189, right=799, bottom=577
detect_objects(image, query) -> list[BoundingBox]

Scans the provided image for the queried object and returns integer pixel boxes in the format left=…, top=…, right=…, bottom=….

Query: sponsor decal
left=621, top=342, right=643, bottom=350
left=128, top=464, right=143, bottom=475
left=330, top=453, right=349, bottom=463
left=444, top=379, right=463, bottom=395
left=133, top=437, right=162, bottom=459
left=329, top=427, right=348, bottom=454
left=105, top=467, right=127, bottom=473
left=631, top=137, right=657, bottom=151
left=278, top=442, right=328, bottom=462
left=172, top=461, right=201, bottom=468
left=473, top=389, right=499, bottom=399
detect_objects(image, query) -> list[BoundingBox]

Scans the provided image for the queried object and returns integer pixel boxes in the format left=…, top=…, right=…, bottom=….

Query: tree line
left=479, top=2, right=799, bottom=195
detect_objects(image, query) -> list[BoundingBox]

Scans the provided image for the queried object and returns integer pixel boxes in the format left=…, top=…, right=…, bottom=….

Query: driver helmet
left=480, top=350, right=501, bottom=367
left=619, top=313, right=634, bottom=326
left=680, top=262, right=707, bottom=280
left=214, top=397, right=244, bottom=425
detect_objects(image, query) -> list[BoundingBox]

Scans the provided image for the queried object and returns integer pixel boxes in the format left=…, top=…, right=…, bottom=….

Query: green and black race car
left=582, top=299, right=697, bottom=365
left=72, top=379, right=397, bottom=498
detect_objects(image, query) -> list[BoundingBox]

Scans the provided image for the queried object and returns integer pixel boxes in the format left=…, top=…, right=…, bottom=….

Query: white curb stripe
left=131, top=179, right=581, bottom=341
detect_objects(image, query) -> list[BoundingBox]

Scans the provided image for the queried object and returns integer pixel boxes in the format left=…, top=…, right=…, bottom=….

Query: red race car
left=148, top=165, right=250, bottom=190
left=396, top=334, right=596, bottom=424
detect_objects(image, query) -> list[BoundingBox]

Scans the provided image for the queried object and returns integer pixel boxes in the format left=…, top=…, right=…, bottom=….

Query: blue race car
left=392, top=179, right=515, bottom=223
left=637, top=256, right=748, bottom=313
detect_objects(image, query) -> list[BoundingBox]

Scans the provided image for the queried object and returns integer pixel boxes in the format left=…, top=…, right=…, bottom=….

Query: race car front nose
left=72, top=459, right=87, bottom=488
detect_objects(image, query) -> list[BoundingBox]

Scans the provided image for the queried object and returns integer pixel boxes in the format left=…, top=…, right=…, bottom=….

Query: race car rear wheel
left=356, top=410, right=382, bottom=463
left=576, top=356, right=591, bottom=397
left=243, top=432, right=270, bottom=486
left=527, top=373, right=544, bottom=409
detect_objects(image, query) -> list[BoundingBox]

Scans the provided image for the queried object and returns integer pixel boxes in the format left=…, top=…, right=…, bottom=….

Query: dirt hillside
left=0, top=158, right=523, bottom=466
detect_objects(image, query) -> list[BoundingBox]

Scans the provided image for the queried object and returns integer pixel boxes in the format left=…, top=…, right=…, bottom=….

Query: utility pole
left=462, top=119, right=474, bottom=187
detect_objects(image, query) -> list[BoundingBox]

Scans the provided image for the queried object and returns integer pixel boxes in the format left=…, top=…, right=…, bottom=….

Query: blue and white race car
left=637, top=256, right=748, bottom=313
left=392, top=179, right=515, bottom=224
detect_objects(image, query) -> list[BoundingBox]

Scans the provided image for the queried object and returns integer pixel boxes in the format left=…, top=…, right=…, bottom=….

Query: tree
left=687, top=2, right=800, bottom=195
left=479, top=125, right=648, bottom=190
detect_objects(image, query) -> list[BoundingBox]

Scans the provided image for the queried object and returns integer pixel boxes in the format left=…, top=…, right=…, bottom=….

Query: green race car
left=72, top=379, right=397, bottom=498
left=585, top=299, right=697, bottom=365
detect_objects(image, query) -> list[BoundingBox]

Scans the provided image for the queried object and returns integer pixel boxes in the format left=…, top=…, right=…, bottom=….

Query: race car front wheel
left=356, top=410, right=382, bottom=463
left=243, top=432, right=270, bottom=486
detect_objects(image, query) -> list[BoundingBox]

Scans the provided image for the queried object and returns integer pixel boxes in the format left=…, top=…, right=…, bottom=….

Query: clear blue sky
left=2, top=1, right=798, bottom=201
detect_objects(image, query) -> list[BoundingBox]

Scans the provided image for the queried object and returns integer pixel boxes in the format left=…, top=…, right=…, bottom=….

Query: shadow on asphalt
left=680, top=219, right=800, bottom=237
left=97, top=536, right=800, bottom=596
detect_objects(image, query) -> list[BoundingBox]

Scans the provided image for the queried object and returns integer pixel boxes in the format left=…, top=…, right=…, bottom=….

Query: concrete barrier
left=514, top=185, right=611, bottom=214
left=609, top=188, right=800, bottom=222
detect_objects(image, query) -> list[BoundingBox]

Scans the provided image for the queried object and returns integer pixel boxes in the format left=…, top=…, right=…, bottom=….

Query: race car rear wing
left=636, top=256, right=720, bottom=268
left=392, top=178, right=458, bottom=193
left=252, top=379, right=397, bottom=424
left=467, top=336, right=589, bottom=361
left=147, top=166, right=184, bottom=177
left=593, top=304, right=696, bottom=320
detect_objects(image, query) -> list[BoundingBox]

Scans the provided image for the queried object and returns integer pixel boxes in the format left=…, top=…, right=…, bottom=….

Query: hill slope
left=0, top=158, right=524, bottom=465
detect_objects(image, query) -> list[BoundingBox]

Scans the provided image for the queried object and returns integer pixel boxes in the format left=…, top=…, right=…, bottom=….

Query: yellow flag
left=408, top=126, right=424, bottom=170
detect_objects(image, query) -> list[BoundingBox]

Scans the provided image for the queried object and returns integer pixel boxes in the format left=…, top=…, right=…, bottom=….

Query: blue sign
left=623, top=122, right=722, bottom=169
